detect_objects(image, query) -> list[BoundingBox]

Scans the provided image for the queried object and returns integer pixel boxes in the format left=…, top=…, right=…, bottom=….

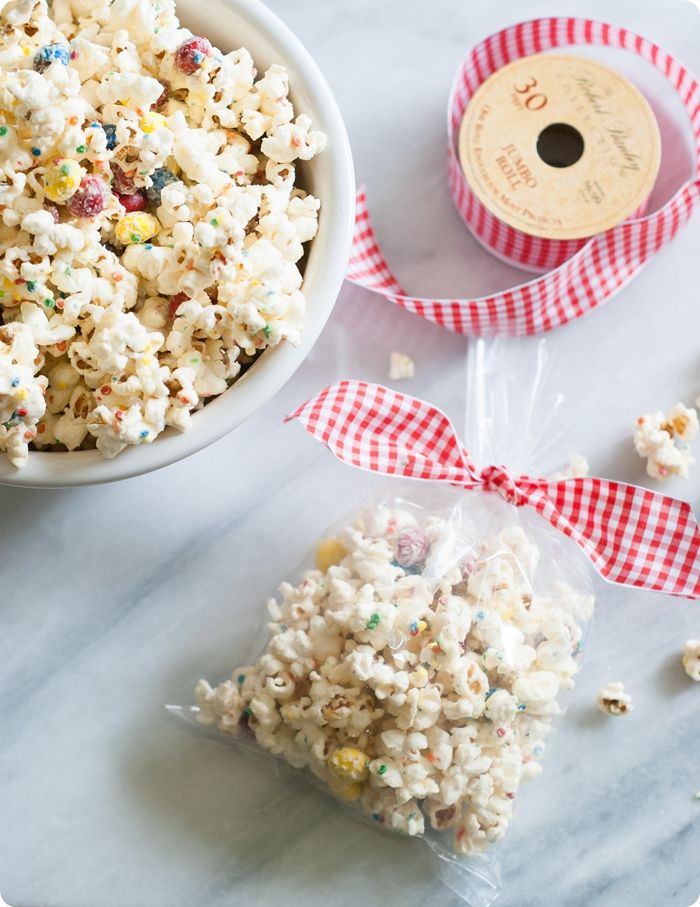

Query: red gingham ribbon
left=347, top=17, right=700, bottom=336
left=286, top=381, right=700, bottom=598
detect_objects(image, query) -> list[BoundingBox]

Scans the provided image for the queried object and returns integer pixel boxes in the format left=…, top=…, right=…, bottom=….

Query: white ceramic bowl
left=0, top=0, right=354, bottom=487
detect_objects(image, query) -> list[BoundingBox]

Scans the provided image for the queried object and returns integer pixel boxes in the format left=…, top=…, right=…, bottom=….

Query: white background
left=1, top=1, right=699, bottom=905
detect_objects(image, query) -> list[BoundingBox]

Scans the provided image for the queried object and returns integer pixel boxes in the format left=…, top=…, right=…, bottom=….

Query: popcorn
left=597, top=681, right=633, bottom=716
left=139, top=112, right=168, bottom=135
left=53, top=384, right=92, bottom=450
left=197, top=504, right=594, bottom=855
left=551, top=453, right=589, bottom=480
left=682, top=640, right=700, bottom=682
left=261, top=114, right=327, bottom=164
left=0, top=322, right=48, bottom=467
left=389, top=351, right=415, bottom=381
left=511, top=671, right=559, bottom=712
left=0, top=0, right=324, bottom=469
left=634, top=403, right=699, bottom=479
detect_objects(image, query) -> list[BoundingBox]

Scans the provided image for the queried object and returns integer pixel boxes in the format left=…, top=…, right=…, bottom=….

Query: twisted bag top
left=287, top=380, right=700, bottom=598
left=346, top=18, right=700, bottom=336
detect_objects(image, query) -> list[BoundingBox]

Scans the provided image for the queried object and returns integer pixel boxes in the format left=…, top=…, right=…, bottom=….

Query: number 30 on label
left=514, top=77, right=548, bottom=110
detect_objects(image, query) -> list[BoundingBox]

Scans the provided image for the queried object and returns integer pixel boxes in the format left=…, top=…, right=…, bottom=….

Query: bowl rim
left=0, top=0, right=355, bottom=488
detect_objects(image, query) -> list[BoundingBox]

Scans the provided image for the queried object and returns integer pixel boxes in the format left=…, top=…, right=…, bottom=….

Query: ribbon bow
left=286, top=381, right=700, bottom=598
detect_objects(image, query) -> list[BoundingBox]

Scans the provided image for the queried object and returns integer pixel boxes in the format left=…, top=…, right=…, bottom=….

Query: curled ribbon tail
left=533, top=479, right=700, bottom=598
left=285, top=380, right=477, bottom=485
left=346, top=187, right=405, bottom=297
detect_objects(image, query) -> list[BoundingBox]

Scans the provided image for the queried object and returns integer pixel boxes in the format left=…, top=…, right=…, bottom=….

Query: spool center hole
left=536, top=122, right=584, bottom=168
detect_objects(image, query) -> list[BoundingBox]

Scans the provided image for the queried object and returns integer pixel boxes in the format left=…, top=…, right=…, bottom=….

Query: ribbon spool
left=457, top=52, right=662, bottom=272
left=347, top=18, right=700, bottom=335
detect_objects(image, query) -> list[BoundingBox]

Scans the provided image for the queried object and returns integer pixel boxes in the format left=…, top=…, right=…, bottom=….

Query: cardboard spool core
left=458, top=53, right=662, bottom=240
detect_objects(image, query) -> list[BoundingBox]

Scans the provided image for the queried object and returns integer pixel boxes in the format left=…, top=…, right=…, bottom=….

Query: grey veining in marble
left=1, top=1, right=699, bottom=906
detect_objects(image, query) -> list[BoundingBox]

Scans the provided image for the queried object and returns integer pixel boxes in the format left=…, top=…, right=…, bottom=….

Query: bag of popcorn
left=178, top=340, right=698, bottom=906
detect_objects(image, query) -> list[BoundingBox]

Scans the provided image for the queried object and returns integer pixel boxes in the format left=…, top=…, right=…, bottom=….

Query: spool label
left=458, top=53, right=661, bottom=239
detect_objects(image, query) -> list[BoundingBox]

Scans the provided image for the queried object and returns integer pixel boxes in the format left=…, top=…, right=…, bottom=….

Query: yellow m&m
left=328, top=746, right=370, bottom=783
left=327, top=774, right=363, bottom=802
left=315, top=537, right=347, bottom=572
left=114, top=212, right=160, bottom=245
left=44, top=158, right=85, bottom=203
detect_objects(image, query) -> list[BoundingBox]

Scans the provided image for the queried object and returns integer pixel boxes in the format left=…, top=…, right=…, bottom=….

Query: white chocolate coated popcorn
left=597, top=681, right=633, bottom=716
left=682, top=640, right=700, bottom=682
left=0, top=0, right=324, bottom=466
left=196, top=504, right=594, bottom=855
left=551, top=453, right=589, bottom=481
left=388, top=351, right=415, bottom=381
left=634, top=404, right=698, bottom=480
left=0, top=322, right=47, bottom=466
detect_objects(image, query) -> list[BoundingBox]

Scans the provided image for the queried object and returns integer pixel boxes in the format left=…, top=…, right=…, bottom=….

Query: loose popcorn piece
left=0, top=0, right=326, bottom=468
left=196, top=504, right=595, bottom=855
left=634, top=403, right=699, bottom=480
left=682, top=640, right=700, bottom=682
left=388, top=351, right=415, bottom=381
left=551, top=453, right=589, bottom=480
left=597, top=681, right=633, bottom=716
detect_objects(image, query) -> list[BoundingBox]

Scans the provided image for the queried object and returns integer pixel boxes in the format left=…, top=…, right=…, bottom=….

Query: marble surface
left=1, top=0, right=700, bottom=905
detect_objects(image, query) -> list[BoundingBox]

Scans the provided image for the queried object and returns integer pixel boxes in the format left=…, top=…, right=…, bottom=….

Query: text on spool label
left=496, top=144, right=538, bottom=189
left=514, top=75, right=548, bottom=110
